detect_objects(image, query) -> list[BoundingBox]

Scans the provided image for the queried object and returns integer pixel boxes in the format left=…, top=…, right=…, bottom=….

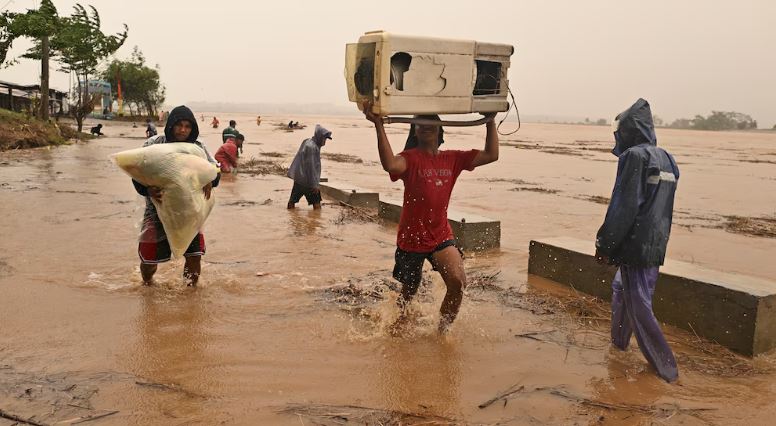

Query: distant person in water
left=256, top=115, right=262, bottom=126
left=595, top=98, right=680, bottom=383
left=222, top=119, right=238, bottom=142
left=362, top=101, right=499, bottom=334
left=215, top=133, right=244, bottom=173
left=90, top=123, right=104, bottom=136
left=145, top=118, right=157, bottom=138
left=211, top=116, right=220, bottom=129
left=287, top=124, right=332, bottom=210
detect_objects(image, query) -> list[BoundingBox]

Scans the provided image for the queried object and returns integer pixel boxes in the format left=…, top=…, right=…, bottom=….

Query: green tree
left=693, top=111, right=756, bottom=131
left=670, top=111, right=757, bottom=131
left=52, top=4, right=128, bottom=131
left=101, top=47, right=165, bottom=117
left=0, top=11, right=17, bottom=68
left=668, top=118, right=692, bottom=129
left=6, top=0, right=59, bottom=119
left=6, top=2, right=127, bottom=127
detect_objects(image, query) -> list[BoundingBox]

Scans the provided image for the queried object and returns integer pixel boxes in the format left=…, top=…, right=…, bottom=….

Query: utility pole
left=40, top=34, right=49, bottom=120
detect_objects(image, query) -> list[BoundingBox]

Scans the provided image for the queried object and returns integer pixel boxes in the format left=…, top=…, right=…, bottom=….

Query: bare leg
left=312, top=202, right=321, bottom=210
left=287, top=201, right=296, bottom=209
left=183, top=255, right=201, bottom=287
left=398, top=280, right=421, bottom=308
left=431, top=246, right=466, bottom=333
left=140, top=263, right=157, bottom=286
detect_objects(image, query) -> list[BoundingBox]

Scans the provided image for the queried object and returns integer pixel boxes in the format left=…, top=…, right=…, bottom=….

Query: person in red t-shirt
left=215, top=133, right=244, bottom=173
left=363, top=101, right=499, bottom=333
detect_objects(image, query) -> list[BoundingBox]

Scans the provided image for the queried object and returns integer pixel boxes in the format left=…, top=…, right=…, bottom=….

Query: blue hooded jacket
left=596, top=99, right=680, bottom=266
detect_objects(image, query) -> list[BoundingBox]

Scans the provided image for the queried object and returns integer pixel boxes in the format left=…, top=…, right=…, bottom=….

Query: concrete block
left=378, top=198, right=403, bottom=223
left=379, top=198, right=500, bottom=252
left=528, top=237, right=776, bottom=356
left=319, top=182, right=379, bottom=208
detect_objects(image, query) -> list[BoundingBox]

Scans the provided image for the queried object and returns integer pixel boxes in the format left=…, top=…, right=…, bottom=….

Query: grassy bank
left=0, top=109, right=88, bottom=151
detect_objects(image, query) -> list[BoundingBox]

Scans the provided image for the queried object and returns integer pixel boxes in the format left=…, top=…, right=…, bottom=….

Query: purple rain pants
left=611, top=266, right=679, bottom=382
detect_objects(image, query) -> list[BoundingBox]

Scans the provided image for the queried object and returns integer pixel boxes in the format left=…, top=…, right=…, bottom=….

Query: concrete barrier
left=528, top=237, right=776, bottom=356
left=379, top=198, right=500, bottom=252
left=319, top=182, right=379, bottom=208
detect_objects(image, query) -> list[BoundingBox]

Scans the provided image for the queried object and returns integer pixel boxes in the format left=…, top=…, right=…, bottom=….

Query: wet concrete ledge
left=379, top=198, right=501, bottom=252
left=528, top=237, right=776, bottom=356
left=319, top=182, right=380, bottom=208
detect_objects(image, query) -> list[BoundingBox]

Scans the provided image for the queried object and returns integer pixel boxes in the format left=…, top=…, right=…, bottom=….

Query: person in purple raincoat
left=595, top=98, right=680, bottom=383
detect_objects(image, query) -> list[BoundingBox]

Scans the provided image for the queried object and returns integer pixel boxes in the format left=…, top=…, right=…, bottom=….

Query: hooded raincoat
left=287, top=125, right=331, bottom=189
left=599, top=98, right=680, bottom=383
left=596, top=98, right=680, bottom=267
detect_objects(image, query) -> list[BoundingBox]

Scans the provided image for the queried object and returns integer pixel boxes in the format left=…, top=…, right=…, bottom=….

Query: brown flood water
left=1, top=115, right=775, bottom=425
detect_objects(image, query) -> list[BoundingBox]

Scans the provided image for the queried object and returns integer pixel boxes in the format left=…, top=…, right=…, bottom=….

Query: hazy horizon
left=2, top=0, right=774, bottom=127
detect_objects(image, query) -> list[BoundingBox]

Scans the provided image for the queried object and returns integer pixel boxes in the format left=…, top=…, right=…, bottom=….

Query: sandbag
left=112, top=143, right=218, bottom=258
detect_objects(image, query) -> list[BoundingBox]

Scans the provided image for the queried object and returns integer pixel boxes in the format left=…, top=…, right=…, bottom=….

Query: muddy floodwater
left=1, top=114, right=776, bottom=425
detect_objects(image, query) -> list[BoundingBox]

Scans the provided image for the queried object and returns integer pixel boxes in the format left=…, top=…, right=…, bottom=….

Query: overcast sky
left=2, top=0, right=774, bottom=126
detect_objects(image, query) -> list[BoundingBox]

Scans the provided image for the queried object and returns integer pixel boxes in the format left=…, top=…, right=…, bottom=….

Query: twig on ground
left=280, top=403, right=456, bottom=425
left=0, top=409, right=48, bottom=426
left=135, top=381, right=206, bottom=399
left=478, top=384, right=525, bottom=409
left=549, top=389, right=716, bottom=419
left=59, top=410, right=119, bottom=424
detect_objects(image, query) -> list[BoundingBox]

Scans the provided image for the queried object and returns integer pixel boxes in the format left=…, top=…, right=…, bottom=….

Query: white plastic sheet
left=112, top=143, right=218, bottom=258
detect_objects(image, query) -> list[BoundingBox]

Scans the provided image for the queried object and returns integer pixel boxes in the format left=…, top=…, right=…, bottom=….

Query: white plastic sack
left=112, top=143, right=218, bottom=258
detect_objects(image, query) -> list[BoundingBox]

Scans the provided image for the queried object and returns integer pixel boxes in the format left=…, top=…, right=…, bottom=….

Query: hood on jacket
left=612, top=98, right=656, bottom=156
left=312, top=124, right=332, bottom=144
left=164, top=105, right=200, bottom=142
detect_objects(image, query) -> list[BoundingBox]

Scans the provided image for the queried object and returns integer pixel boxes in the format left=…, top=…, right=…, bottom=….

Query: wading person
left=215, top=133, right=244, bottom=173
left=145, top=118, right=157, bottom=138
left=131, top=105, right=221, bottom=287
left=222, top=119, right=238, bottom=142
left=595, top=98, right=680, bottom=383
left=286, top=124, right=332, bottom=210
left=363, top=102, right=499, bottom=333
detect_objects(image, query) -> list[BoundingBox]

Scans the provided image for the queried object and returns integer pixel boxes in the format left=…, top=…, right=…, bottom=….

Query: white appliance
left=345, top=31, right=514, bottom=116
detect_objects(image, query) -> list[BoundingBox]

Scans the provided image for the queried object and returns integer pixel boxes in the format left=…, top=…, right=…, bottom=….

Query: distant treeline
left=664, top=111, right=758, bottom=131
left=570, top=111, right=763, bottom=131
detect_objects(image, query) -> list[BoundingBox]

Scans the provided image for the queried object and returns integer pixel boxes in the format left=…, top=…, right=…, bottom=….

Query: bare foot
left=438, top=318, right=453, bottom=335
left=388, top=314, right=410, bottom=337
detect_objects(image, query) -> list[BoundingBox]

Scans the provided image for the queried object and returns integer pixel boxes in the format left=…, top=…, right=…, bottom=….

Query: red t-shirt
left=215, top=141, right=239, bottom=173
left=390, top=148, right=479, bottom=252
